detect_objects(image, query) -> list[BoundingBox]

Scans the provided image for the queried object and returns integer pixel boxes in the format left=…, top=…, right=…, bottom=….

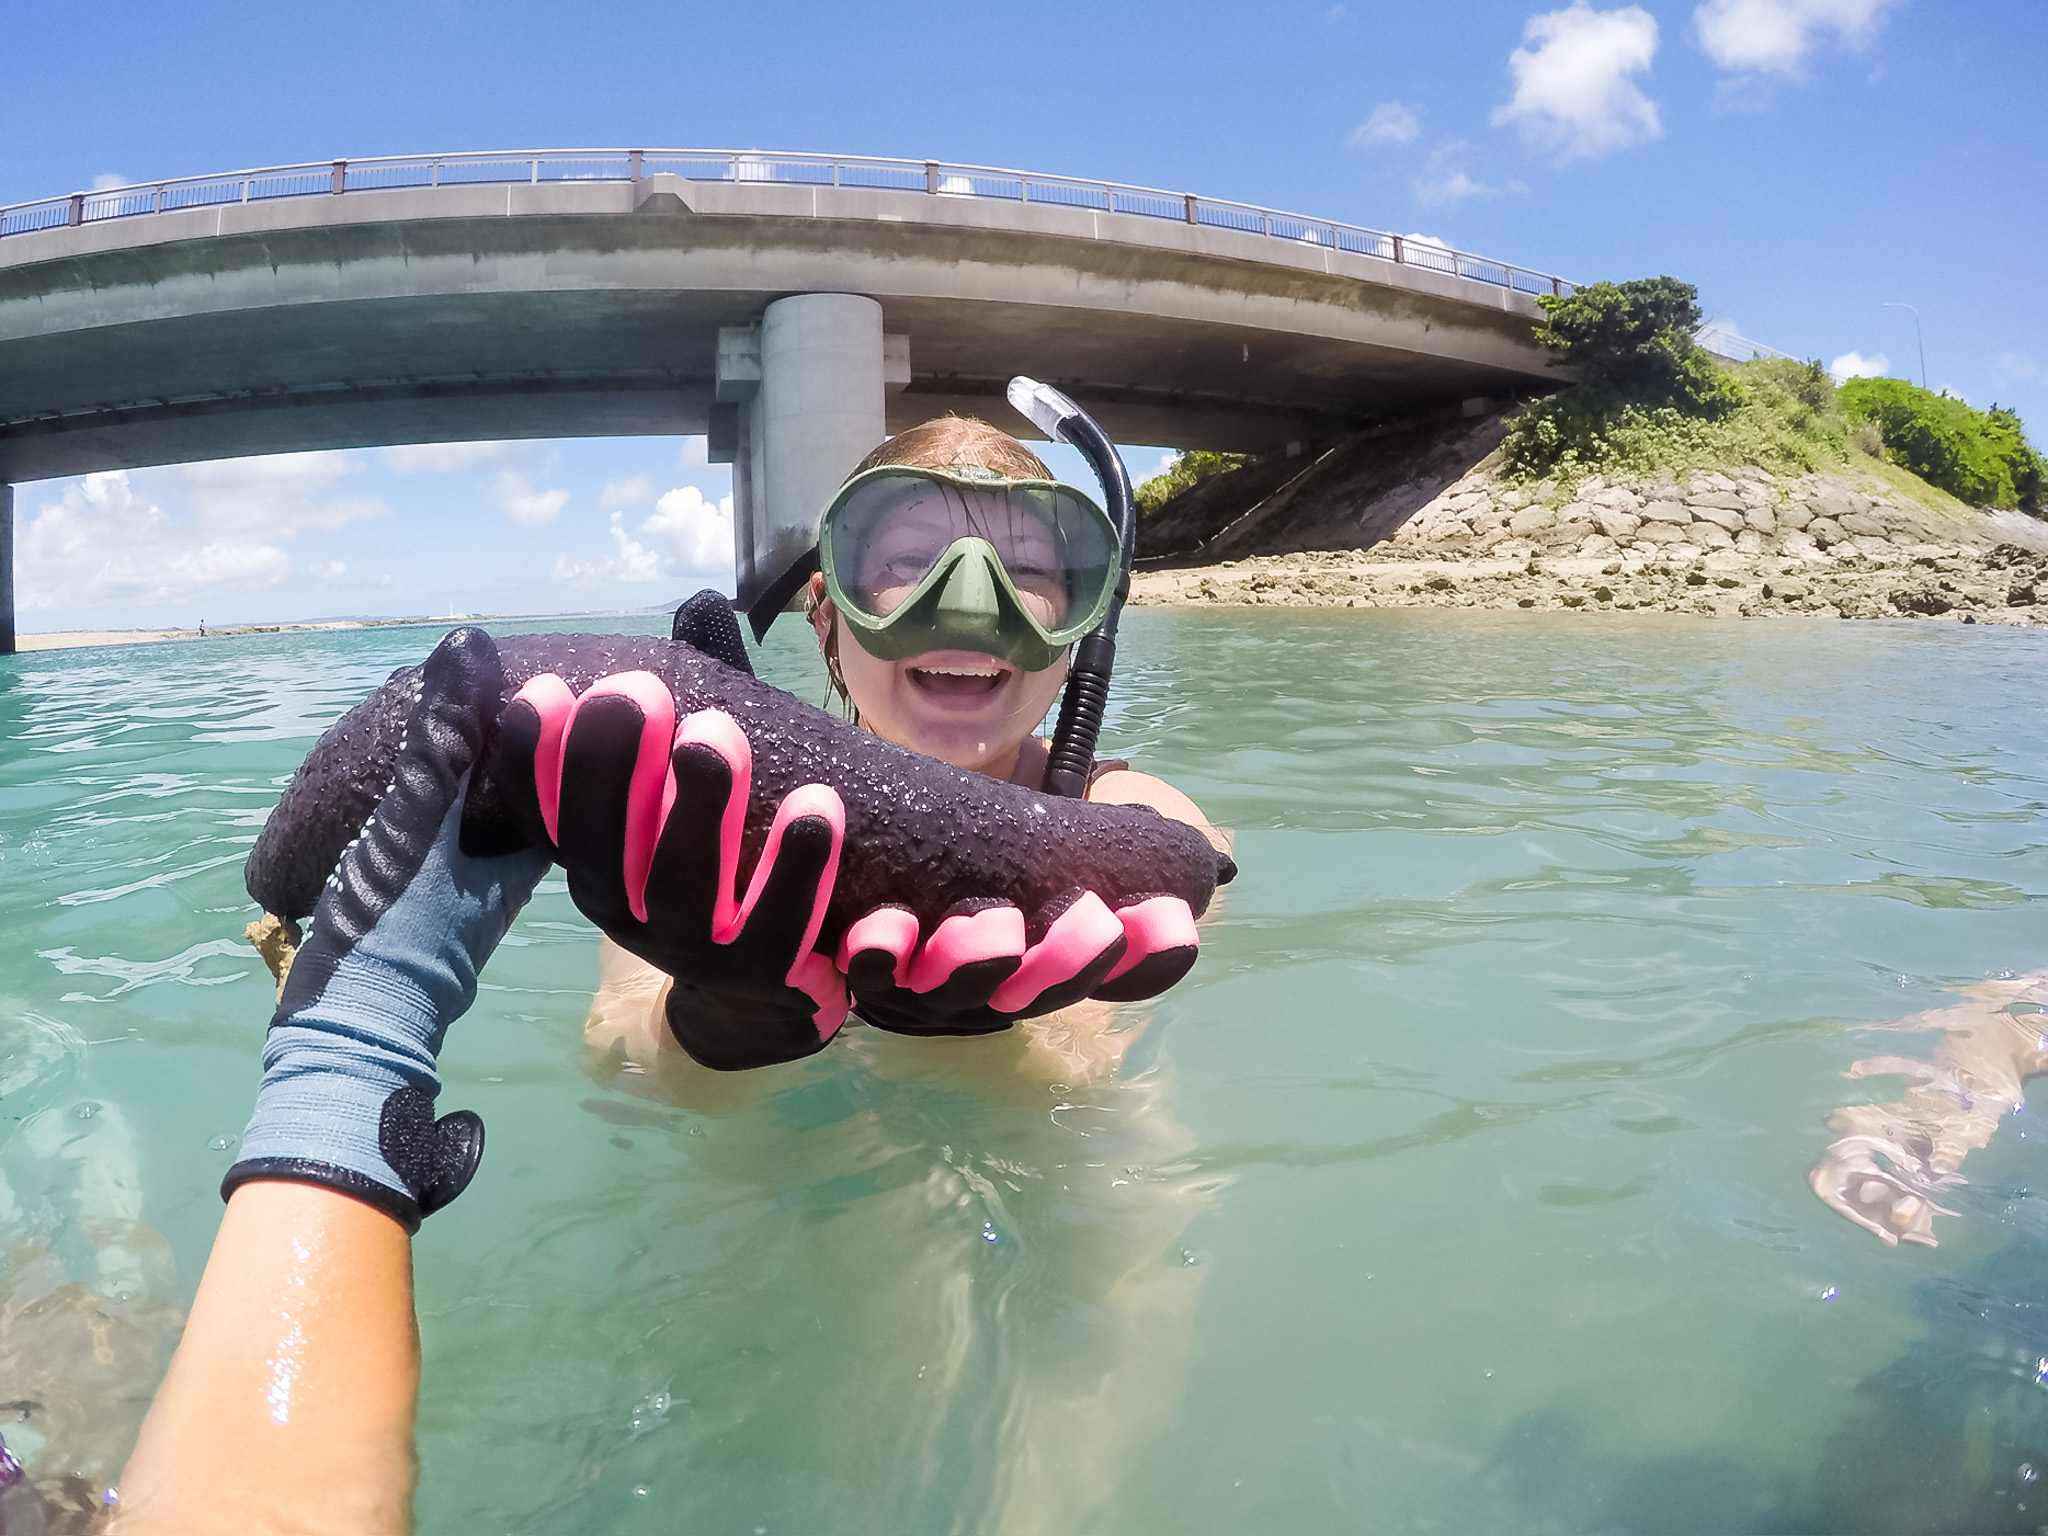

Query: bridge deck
left=0, top=154, right=1567, bottom=481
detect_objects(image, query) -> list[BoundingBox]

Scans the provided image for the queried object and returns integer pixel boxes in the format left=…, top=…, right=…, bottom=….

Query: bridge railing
left=0, top=149, right=1574, bottom=297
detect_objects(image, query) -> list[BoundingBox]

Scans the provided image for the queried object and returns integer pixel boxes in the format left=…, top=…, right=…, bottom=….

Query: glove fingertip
left=1089, top=945, right=1198, bottom=1003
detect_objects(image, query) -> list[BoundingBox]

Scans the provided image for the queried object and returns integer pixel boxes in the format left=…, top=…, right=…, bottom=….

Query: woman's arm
left=1089, top=774, right=1228, bottom=860
left=1085, top=768, right=1232, bottom=857
left=111, top=1183, right=419, bottom=1534
left=1810, top=971, right=2048, bottom=1246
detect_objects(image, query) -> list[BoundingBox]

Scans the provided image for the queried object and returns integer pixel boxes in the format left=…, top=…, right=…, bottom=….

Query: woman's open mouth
left=906, top=655, right=1010, bottom=700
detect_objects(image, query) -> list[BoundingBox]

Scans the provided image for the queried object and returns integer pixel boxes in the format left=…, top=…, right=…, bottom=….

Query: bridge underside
left=0, top=285, right=1542, bottom=484
left=0, top=179, right=1563, bottom=642
left=0, top=185, right=1558, bottom=483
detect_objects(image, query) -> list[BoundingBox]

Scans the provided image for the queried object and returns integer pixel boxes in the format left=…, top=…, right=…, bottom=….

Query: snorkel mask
left=747, top=378, right=1137, bottom=798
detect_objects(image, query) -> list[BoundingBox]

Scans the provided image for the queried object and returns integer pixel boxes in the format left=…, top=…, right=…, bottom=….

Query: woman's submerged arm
left=1810, top=971, right=2048, bottom=1247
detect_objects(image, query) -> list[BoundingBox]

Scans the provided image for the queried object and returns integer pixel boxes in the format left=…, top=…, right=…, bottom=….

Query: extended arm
left=111, top=1184, right=419, bottom=1534
left=115, top=628, right=550, bottom=1532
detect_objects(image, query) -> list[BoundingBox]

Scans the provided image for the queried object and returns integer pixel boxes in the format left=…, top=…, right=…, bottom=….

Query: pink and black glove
left=499, top=671, right=849, bottom=1071
left=838, top=887, right=1202, bottom=1036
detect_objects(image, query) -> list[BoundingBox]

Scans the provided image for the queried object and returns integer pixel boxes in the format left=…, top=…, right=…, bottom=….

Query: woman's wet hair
left=849, top=416, right=1052, bottom=480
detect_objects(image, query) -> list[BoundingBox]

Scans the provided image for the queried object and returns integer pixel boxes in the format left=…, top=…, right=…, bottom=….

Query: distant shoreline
left=11, top=608, right=696, bottom=653
left=13, top=615, right=474, bottom=653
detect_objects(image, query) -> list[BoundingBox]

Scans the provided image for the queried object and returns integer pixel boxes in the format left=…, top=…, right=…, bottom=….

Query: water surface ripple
left=3, top=610, right=2045, bottom=1533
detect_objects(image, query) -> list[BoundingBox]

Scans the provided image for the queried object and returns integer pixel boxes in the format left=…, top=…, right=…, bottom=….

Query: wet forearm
left=112, top=1181, right=420, bottom=1535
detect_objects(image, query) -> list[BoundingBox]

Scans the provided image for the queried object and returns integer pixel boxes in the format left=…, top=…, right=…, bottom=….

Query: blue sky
left=3, top=0, right=2041, bottom=632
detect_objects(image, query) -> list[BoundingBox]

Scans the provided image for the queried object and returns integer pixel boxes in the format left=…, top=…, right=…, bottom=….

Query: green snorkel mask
left=810, top=463, right=1121, bottom=674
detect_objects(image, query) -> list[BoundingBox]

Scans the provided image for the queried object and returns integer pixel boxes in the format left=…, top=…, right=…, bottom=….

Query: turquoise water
left=5, top=609, right=2048, bottom=1533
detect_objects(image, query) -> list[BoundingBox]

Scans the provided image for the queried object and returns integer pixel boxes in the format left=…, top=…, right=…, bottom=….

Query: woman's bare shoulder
left=1086, top=766, right=1232, bottom=855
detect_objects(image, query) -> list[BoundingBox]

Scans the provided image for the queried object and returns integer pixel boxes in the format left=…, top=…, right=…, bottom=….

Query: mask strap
left=746, top=546, right=823, bottom=643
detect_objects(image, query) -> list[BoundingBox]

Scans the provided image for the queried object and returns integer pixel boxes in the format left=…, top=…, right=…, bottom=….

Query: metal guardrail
left=0, top=148, right=1574, bottom=298
left=1695, top=318, right=1796, bottom=365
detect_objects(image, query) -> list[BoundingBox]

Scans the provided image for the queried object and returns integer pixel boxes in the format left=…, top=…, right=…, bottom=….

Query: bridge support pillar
left=0, top=484, right=13, bottom=657
left=724, top=293, right=889, bottom=615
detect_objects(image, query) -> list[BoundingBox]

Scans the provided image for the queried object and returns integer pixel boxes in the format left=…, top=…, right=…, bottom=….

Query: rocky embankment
left=1132, top=460, right=2048, bottom=625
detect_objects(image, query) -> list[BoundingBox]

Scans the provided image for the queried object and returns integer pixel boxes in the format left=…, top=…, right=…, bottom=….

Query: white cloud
left=1694, top=0, right=1903, bottom=77
left=680, top=436, right=710, bottom=468
left=550, top=488, right=734, bottom=590
left=1994, top=352, right=2039, bottom=384
left=21, top=472, right=287, bottom=611
left=493, top=470, right=570, bottom=528
left=308, top=560, right=349, bottom=580
left=1493, top=3, right=1663, bottom=161
left=1412, top=144, right=1522, bottom=207
left=1829, top=350, right=1889, bottom=382
left=17, top=453, right=392, bottom=615
left=175, top=451, right=390, bottom=539
left=379, top=440, right=515, bottom=474
left=1323, top=4, right=1350, bottom=19
left=1350, top=102, right=1422, bottom=149
left=91, top=173, right=129, bottom=192
left=599, top=474, right=655, bottom=511
left=643, top=487, right=735, bottom=574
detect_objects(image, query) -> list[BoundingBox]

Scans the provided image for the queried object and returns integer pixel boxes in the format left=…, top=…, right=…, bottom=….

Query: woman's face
left=810, top=574, right=1069, bottom=776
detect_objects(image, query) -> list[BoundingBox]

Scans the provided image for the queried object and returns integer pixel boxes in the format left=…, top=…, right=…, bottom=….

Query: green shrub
left=1529, top=276, right=1740, bottom=419
left=1134, top=450, right=1251, bottom=515
left=1504, top=277, right=1741, bottom=478
left=1502, top=355, right=1879, bottom=489
left=1837, top=377, right=2043, bottom=511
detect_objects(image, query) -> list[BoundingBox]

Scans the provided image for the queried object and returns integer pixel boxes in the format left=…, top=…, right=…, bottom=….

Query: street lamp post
left=1882, top=302, right=1927, bottom=390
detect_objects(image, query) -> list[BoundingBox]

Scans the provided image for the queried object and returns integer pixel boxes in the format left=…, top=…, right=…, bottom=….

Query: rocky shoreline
left=1131, top=463, right=2048, bottom=625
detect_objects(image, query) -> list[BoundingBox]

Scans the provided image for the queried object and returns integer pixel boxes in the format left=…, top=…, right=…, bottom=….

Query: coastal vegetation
left=1136, top=450, right=1250, bottom=515
left=1837, top=378, right=2043, bottom=512
left=1501, top=276, right=2044, bottom=513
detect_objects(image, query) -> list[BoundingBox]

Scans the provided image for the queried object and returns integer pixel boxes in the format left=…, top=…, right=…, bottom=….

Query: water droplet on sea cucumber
left=1181, top=1249, right=1201, bottom=1266
left=208, top=1135, right=237, bottom=1151
left=634, top=1485, right=650, bottom=1497
left=2022, top=1464, right=2038, bottom=1483
left=74, top=1102, right=100, bottom=1120
left=982, top=1223, right=1000, bottom=1243
left=1820, top=1286, right=1839, bottom=1301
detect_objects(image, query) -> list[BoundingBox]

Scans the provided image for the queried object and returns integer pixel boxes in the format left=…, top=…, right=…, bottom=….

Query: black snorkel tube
left=1005, top=377, right=1136, bottom=799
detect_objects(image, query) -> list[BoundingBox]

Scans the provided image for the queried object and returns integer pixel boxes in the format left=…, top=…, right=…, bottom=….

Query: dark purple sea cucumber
left=246, top=630, right=1231, bottom=951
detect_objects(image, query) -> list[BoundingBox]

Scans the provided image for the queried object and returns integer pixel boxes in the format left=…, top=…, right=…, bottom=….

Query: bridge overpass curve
left=0, top=149, right=1573, bottom=642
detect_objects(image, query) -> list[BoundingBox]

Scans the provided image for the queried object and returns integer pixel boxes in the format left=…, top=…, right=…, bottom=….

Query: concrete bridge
left=0, top=148, right=1574, bottom=649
